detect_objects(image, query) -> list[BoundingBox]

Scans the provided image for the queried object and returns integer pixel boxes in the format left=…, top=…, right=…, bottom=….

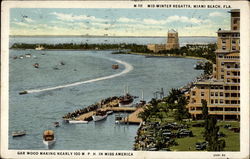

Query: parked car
left=195, top=141, right=207, bottom=150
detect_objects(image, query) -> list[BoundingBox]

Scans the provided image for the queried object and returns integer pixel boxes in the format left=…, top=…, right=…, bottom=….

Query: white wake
left=27, top=57, right=133, bottom=94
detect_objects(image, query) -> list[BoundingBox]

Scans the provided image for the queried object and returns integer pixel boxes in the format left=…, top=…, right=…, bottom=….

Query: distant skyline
left=10, top=8, right=230, bottom=37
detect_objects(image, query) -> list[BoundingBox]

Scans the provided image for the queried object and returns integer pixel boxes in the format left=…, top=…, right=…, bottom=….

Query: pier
left=119, top=108, right=143, bottom=125
left=75, top=106, right=137, bottom=121
left=63, top=96, right=143, bottom=123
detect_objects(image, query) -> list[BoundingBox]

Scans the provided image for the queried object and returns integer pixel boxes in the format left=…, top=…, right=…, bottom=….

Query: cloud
left=117, top=17, right=138, bottom=23
left=209, top=12, right=224, bottom=17
left=24, top=18, right=35, bottom=23
left=12, top=22, right=30, bottom=27
left=143, top=19, right=166, bottom=25
left=51, top=12, right=106, bottom=22
left=166, top=15, right=202, bottom=24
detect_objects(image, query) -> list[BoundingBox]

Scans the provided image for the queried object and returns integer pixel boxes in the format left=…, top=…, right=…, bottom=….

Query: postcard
left=1, top=0, right=249, bottom=159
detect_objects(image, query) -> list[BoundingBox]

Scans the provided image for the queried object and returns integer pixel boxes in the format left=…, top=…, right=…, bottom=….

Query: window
left=221, top=62, right=224, bottom=66
left=222, top=46, right=226, bottom=50
left=201, top=86, right=205, bottom=89
left=221, top=75, right=224, bottom=79
left=233, top=27, right=237, bottom=30
left=211, top=99, right=214, bottom=104
left=215, top=92, right=218, bottom=96
left=220, top=99, right=224, bottom=104
left=227, top=71, right=230, bottom=75
left=220, top=92, right=223, bottom=96
left=211, top=92, right=214, bottom=96
left=232, top=39, right=236, bottom=44
left=221, top=68, right=224, bottom=72
left=215, top=99, right=218, bottom=104
left=231, top=86, right=237, bottom=90
left=222, top=39, right=226, bottom=44
left=191, top=98, right=196, bottom=103
left=232, top=46, right=236, bottom=50
left=192, top=91, right=196, bottom=96
left=233, top=19, right=238, bottom=24
left=231, top=93, right=238, bottom=97
left=201, top=92, right=205, bottom=96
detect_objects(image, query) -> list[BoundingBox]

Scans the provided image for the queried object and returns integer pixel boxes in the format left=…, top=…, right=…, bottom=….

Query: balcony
left=225, top=68, right=240, bottom=71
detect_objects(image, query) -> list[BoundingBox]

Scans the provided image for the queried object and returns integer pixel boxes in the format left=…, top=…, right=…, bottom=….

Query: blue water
left=9, top=37, right=206, bottom=150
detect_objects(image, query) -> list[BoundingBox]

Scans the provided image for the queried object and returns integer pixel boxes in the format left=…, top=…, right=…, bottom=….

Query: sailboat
left=118, top=85, right=134, bottom=107
left=139, top=89, right=146, bottom=106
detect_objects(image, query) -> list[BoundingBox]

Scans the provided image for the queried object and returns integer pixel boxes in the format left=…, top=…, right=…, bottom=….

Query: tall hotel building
left=186, top=9, right=240, bottom=120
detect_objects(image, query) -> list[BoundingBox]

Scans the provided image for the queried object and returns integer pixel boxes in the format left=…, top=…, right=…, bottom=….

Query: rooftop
left=228, top=9, right=240, bottom=13
left=217, top=30, right=240, bottom=33
left=168, top=29, right=177, bottom=33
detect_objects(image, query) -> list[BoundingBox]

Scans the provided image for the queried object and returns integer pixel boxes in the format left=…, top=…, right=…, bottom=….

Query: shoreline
left=118, top=51, right=207, bottom=60
left=10, top=48, right=207, bottom=60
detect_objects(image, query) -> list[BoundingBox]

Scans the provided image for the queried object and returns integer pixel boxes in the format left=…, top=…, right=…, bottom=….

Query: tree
left=202, top=99, right=226, bottom=151
left=202, top=99, right=209, bottom=120
left=204, top=62, right=213, bottom=75
left=174, top=96, right=189, bottom=121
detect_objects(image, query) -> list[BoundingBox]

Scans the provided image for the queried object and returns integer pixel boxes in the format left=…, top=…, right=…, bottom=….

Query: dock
left=119, top=107, right=143, bottom=125
left=63, top=96, right=144, bottom=124
left=75, top=106, right=137, bottom=121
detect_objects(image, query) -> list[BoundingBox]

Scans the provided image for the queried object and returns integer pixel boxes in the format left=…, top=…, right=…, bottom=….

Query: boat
left=68, top=120, right=88, bottom=124
left=54, top=122, right=60, bottom=127
left=92, top=110, right=108, bottom=122
left=12, top=130, right=26, bottom=137
left=138, top=90, right=146, bottom=106
left=115, top=114, right=123, bottom=124
left=35, top=45, right=44, bottom=50
left=19, top=90, right=28, bottom=95
left=112, top=64, right=119, bottom=69
left=119, top=86, right=134, bottom=107
left=107, top=110, right=113, bottom=115
left=33, top=63, right=39, bottom=68
left=43, top=130, right=56, bottom=147
left=25, top=54, right=31, bottom=58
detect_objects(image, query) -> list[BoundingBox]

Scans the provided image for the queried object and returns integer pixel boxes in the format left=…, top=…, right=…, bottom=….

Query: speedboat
left=92, top=110, right=108, bottom=122
left=54, top=122, right=60, bottom=127
left=43, top=130, right=56, bottom=147
left=12, top=130, right=26, bottom=137
left=68, top=120, right=88, bottom=124
left=33, top=63, right=39, bottom=68
left=112, top=64, right=119, bottom=69
left=19, top=90, right=28, bottom=95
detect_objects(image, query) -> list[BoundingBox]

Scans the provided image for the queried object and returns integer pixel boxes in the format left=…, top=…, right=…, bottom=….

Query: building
left=147, top=29, right=180, bottom=53
left=147, top=44, right=166, bottom=53
left=166, top=29, right=180, bottom=50
left=186, top=9, right=240, bottom=121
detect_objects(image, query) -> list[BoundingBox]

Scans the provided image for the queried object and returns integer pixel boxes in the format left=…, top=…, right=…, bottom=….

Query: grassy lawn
left=170, top=121, right=240, bottom=151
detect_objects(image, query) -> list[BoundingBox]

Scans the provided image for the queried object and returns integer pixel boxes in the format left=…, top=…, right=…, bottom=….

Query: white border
left=1, top=1, right=249, bottom=159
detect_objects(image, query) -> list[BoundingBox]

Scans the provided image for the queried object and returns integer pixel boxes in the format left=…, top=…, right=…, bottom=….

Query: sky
left=10, top=8, right=230, bottom=37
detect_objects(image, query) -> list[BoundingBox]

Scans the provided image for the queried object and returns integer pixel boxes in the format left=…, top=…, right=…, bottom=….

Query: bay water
left=9, top=36, right=213, bottom=150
